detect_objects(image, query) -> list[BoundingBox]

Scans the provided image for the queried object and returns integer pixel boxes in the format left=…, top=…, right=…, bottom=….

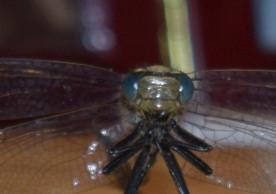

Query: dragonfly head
left=122, top=65, right=194, bottom=116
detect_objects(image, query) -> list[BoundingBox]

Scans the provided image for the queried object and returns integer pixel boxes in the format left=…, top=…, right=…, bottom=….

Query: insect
left=0, top=58, right=275, bottom=194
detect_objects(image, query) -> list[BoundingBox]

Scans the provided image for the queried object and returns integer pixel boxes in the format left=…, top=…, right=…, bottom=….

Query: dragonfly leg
left=166, top=134, right=209, bottom=152
left=170, top=142, right=212, bottom=175
left=157, top=140, right=190, bottom=194
left=107, top=140, right=144, bottom=156
left=125, top=145, right=158, bottom=194
left=169, top=119, right=212, bottom=151
left=102, top=121, right=148, bottom=174
left=110, top=121, right=145, bottom=151
left=102, top=145, right=140, bottom=174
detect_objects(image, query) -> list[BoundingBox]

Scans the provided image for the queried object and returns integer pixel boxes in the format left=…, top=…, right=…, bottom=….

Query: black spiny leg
left=156, top=119, right=213, bottom=193
left=109, top=121, right=145, bottom=154
left=170, top=120, right=212, bottom=151
left=125, top=145, right=158, bottom=194
left=102, top=145, right=141, bottom=174
left=102, top=121, right=146, bottom=174
left=171, top=143, right=212, bottom=175
left=158, top=140, right=190, bottom=194
left=167, top=135, right=212, bottom=175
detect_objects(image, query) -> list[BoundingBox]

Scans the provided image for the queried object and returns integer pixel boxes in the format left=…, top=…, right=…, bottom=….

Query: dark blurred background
left=0, top=0, right=276, bottom=72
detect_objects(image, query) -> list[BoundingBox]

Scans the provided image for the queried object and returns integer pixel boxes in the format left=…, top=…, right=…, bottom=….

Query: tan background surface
left=0, top=133, right=270, bottom=194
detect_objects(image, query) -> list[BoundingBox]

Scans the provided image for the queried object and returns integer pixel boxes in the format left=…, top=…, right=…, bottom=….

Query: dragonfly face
left=122, top=65, right=194, bottom=116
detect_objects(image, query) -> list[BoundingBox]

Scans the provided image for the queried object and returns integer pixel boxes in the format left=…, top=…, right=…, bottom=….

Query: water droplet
left=215, top=177, right=224, bottom=184
left=90, top=175, right=97, bottom=180
left=98, top=168, right=103, bottom=175
left=86, top=162, right=99, bottom=176
left=87, top=141, right=99, bottom=155
left=72, top=177, right=80, bottom=187
left=100, top=129, right=109, bottom=136
left=226, top=181, right=234, bottom=189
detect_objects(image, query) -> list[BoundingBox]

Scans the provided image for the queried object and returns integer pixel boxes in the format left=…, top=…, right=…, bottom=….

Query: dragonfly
left=0, top=58, right=275, bottom=194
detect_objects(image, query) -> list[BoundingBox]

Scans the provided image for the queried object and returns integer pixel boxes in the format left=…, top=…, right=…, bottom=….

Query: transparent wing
left=0, top=103, right=132, bottom=194
left=191, top=70, right=276, bottom=117
left=178, top=70, right=276, bottom=194
left=0, top=58, right=122, bottom=120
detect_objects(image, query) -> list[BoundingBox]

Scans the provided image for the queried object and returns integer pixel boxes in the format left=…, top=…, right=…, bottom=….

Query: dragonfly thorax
left=122, top=65, right=194, bottom=116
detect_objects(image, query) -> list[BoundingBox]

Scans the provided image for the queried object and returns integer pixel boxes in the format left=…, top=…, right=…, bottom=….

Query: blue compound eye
left=122, top=72, right=140, bottom=102
left=177, top=73, right=194, bottom=104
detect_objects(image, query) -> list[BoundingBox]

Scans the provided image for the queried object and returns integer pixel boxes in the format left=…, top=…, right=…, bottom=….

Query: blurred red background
left=190, top=0, right=276, bottom=69
left=1, top=0, right=276, bottom=71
